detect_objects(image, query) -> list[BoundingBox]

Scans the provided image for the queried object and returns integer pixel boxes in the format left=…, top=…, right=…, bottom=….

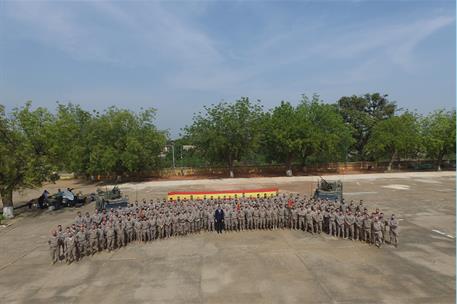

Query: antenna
left=319, top=175, right=328, bottom=184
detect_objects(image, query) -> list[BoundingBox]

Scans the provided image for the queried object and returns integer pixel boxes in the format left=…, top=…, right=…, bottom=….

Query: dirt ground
left=0, top=171, right=455, bottom=304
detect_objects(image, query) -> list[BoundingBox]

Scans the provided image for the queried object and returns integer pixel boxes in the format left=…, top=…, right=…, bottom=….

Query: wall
left=87, top=159, right=455, bottom=181
left=144, top=159, right=455, bottom=179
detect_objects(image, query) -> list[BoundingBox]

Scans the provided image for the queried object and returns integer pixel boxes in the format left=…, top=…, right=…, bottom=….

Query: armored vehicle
left=95, top=186, right=129, bottom=210
left=313, top=177, right=343, bottom=203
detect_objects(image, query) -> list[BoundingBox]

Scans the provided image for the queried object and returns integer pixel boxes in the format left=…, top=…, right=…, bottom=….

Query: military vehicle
left=43, top=189, right=88, bottom=210
left=95, top=186, right=129, bottom=210
left=313, top=177, right=343, bottom=203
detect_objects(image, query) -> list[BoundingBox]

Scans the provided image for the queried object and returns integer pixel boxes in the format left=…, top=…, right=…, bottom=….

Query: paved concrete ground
left=0, top=171, right=455, bottom=304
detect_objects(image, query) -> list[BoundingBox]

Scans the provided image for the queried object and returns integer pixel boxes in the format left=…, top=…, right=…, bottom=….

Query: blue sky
left=0, top=0, right=455, bottom=137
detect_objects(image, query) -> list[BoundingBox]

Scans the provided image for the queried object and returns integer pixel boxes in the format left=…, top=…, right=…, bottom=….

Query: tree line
left=0, top=102, right=167, bottom=211
left=0, top=93, right=455, bottom=210
left=184, top=93, right=455, bottom=176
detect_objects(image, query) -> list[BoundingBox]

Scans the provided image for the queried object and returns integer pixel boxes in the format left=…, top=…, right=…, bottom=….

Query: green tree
left=0, top=103, right=57, bottom=217
left=337, top=93, right=397, bottom=160
left=184, top=97, right=264, bottom=177
left=262, top=101, right=305, bottom=175
left=421, top=109, right=456, bottom=170
left=262, top=95, right=353, bottom=175
left=85, top=107, right=167, bottom=178
left=298, top=94, right=354, bottom=165
left=365, top=112, right=421, bottom=171
left=49, top=103, right=93, bottom=174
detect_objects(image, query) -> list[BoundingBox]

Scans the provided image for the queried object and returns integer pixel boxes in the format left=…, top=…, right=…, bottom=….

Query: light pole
left=171, top=143, right=175, bottom=169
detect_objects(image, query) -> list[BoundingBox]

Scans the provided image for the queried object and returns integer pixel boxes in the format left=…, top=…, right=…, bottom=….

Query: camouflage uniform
left=232, top=209, right=239, bottom=231
left=336, top=213, right=345, bottom=238
left=207, top=210, right=214, bottom=232
left=157, top=214, right=165, bottom=238
left=372, top=219, right=383, bottom=247
left=134, top=218, right=142, bottom=241
left=141, top=220, right=150, bottom=241
left=115, top=219, right=126, bottom=247
left=65, top=234, right=76, bottom=264
left=98, top=225, right=106, bottom=250
left=328, top=211, right=336, bottom=236
left=48, top=233, right=59, bottom=264
left=363, top=216, right=372, bottom=244
left=389, top=215, right=399, bottom=247
left=89, top=225, right=99, bottom=254
left=253, top=207, right=260, bottom=229
left=76, top=228, right=87, bottom=258
left=298, top=208, right=306, bottom=231
left=290, top=208, right=298, bottom=230
left=225, top=209, right=232, bottom=231
left=259, top=208, right=266, bottom=229
left=172, top=213, right=179, bottom=236
left=179, top=212, right=188, bottom=235
left=246, top=207, right=253, bottom=229
left=106, top=224, right=115, bottom=250
left=305, top=211, right=314, bottom=234
left=57, top=227, right=65, bottom=259
left=344, top=213, right=355, bottom=240
left=238, top=208, right=245, bottom=230
left=316, top=211, right=324, bottom=234
left=149, top=216, right=157, bottom=240
left=126, top=218, right=134, bottom=242
left=278, top=207, right=285, bottom=229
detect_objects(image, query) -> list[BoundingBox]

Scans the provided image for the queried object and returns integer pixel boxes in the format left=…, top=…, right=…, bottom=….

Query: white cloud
left=3, top=1, right=120, bottom=64
left=311, top=15, right=455, bottom=66
left=2, top=1, right=454, bottom=94
left=3, top=1, right=222, bottom=68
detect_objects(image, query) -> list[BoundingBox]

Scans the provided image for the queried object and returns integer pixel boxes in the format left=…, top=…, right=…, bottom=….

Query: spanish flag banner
left=167, top=188, right=279, bottom=201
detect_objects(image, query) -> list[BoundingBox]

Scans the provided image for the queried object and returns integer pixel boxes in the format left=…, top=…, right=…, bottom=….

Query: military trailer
left=313, top=177, right=343, bottom=203
left=95, top=186, right=129, bottom=210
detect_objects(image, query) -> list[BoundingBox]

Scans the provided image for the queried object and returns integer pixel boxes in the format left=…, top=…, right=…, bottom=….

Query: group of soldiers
left=48, top=194, right=399, bottom=264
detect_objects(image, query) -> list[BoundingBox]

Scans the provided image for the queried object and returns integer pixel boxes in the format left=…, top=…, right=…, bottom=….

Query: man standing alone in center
left=215, top=205, right=225, bottom=234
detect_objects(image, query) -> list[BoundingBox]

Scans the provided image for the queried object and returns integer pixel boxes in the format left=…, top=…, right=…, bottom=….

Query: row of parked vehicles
left=30, top=186, right=128, bottom=211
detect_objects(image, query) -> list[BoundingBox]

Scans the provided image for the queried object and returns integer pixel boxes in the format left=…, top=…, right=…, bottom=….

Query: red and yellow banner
left=167, top=188, right=278, bottom=201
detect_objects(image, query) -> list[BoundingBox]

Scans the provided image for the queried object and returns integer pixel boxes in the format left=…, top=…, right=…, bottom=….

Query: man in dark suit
left=214, top=205, right=225, bottom=234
